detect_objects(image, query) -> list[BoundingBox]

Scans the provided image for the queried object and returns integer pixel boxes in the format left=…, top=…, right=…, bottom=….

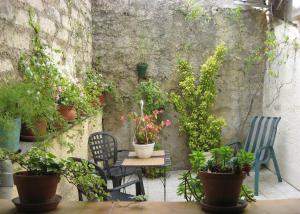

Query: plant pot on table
left=20, top=120, right=47, bottom=142
left=58, top=105, right=77, bottom=122
left=133, top=142, right=155, bottom=159
left=198, top=171, right=246, bottom=207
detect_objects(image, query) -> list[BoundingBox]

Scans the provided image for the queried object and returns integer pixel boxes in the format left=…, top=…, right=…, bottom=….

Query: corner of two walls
left=263, top=19, right=300, bottom=190
left=92, top=0, right=267, bottom=169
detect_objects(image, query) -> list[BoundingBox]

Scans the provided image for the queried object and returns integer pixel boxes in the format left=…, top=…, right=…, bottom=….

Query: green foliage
left=188, top=146, right=254, bottom=174
left=177, top=171, right=204, bottom=202
left=171, top=44, right=227, bottom=151
left=7, top=147, right=107, bottom=201
left=135, top=80, right=169, bottom=114
left=0, top=83, right=23, bottom=134
left=177, top=0, right=207, bottom=21
left=177, top=147, right=255, bottom=202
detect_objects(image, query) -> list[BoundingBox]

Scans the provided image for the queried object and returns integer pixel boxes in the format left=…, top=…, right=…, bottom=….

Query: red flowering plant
left=129, top=109, right=171, bottom=145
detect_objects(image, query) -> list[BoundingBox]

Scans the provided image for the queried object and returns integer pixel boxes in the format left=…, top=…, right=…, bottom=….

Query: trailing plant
left=134, top=80, right=169, bottom=114
left=171, top=44, right=227, bottom=151
left=177, top=146, right=256, bottom=202
left=245, top=30, right=300, bottom=77
left=7, top=147, right=107, bottom=201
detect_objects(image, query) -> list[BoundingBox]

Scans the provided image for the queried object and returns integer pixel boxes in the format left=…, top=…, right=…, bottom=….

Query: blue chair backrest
left=244, top=116, right=281, bottom=162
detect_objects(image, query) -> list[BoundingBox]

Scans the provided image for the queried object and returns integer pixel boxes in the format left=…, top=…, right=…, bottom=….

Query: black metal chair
left=70, top=157, right=143, bottom=201
left=88, top=132, right=145, bottom=195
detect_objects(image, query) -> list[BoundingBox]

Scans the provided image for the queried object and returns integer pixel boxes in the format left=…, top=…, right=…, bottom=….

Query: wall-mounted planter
left=58, top=105, right=77, bottom=122
left=0, top=117, right=21, bottom=152
left=136, top=63, right=148, bottom=78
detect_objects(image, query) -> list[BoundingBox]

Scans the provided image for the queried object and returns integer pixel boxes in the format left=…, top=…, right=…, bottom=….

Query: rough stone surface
left=92, top=0, right=267, bottom=169
left=0, top=0, right=92, bottom=79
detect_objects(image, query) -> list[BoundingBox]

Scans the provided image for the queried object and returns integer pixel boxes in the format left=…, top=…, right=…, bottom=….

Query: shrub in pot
left=127, top=101, right=171, bottom=158
left=178, top=146, right=255, bottom=212
left=1, top=147, right=107, bottom=211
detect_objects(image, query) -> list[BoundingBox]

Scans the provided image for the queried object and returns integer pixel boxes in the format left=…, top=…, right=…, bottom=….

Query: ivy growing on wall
left=171, top=44, right=227, bottom=151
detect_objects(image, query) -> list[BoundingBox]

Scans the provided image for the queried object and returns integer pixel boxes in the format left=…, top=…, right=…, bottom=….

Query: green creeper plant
left=134, top=80, right=169, bottom=114
left=171, top=44, right=227, bottom=151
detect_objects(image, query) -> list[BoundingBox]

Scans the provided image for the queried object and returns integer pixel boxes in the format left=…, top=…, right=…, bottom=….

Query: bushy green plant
left=0, top=83, right=23, bottom=134
left=177, top=146, right=256, bottom=202
left=8, top=147, right=107, bottom=201
left=171, top=44, right=227, bottom=151
left=135, top=80, right=169, bottom=114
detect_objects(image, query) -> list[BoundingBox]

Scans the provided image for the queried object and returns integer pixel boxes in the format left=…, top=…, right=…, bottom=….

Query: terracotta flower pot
left=58, top=105, right=77, bottom=121
left=20, top=120, right=47, bottom=142
left=198, top=171, right=246, bottom=207
left=13, top=172, right=60, bottom=203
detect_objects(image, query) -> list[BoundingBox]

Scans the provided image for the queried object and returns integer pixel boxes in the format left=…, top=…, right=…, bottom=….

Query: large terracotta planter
left=20, top=120, right=47, bottom=142
left=198, top=171, right=246, bottom=207
left=58, top=105, right=77, bottom=121
left=133, top=142, right=155, bottom=158
left=13, top=171, right=60, bottom=203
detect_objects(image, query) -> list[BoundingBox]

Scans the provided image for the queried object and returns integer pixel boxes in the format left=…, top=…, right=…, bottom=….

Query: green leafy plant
left=176, top=0, right=207, bottom=21
left=135, top=80, right=169, bottom=114
left=177, top=146, right=256, bottom=202
left=171, top=44, right=227, bottom=151
left=8, top=147, right=107, bottom=201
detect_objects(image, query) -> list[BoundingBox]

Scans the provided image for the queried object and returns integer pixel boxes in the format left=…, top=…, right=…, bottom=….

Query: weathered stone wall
left=0, top=0, right=92, bottom=80
left=92, top=0, right=267, bottom=169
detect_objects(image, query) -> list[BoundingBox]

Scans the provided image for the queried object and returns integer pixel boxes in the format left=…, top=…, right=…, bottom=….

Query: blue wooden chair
left=229, top=116, right=282, bottom=195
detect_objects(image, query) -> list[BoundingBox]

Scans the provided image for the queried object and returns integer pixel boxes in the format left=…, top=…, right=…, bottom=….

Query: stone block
left=45, top=6, right=61, bottom=23
left=39, top=16, right=56, bottom=35
left=0, top=0, right=14, bottom=21
left=0, top=59, right=13, bottom=73
left=57, top=28, right=69, bottom=42
left=15, top=9, right=29, bottom=27
left=6, top=29, right=30, bottom=50
left=27, top=0, right=44, bottom=11
left=62, top=15, right=71, bottom=30
left=59, top=0, right=68, bottom=13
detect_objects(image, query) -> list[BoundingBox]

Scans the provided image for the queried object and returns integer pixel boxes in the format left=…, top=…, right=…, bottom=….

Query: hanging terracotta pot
left=58, top=105, right=77, bottom=122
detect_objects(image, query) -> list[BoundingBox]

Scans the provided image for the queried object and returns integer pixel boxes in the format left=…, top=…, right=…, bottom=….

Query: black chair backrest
left=88, top=132, right=118, bottom=169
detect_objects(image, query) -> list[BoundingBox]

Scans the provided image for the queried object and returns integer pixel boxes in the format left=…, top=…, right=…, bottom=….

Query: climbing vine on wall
left=171, top=44, right=227, bottom=151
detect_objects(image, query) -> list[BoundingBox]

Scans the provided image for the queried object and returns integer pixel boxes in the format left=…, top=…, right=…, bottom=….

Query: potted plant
left=181, top=146, right=255, bottom=212
left=128, top=101, right=171, bottom=158
left=18, top=82, right=60, bottom=142
left=136, top=35, right=150, bottom=79
left=0, top=83, right=23, bottom=152
left=1, top=147, right=107, bottom=212
left=55, top=79, right=85, bottom=122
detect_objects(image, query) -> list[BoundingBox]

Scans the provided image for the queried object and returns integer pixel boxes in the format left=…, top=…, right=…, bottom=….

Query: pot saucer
left=12, top=195, right=62, bottom=213
left=200, top=199, right=248, bottom=213
left=20, top=135, right=47, bottom=142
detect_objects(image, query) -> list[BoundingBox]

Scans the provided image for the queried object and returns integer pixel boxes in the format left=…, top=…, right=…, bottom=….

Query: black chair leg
left=112, top=177, right=123, bottom=190
left=136, top=171, right=145, bottom=195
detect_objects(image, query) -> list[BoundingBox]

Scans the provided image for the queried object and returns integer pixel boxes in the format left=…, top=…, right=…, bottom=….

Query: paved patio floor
left=119, top=168, right=300, bottom=201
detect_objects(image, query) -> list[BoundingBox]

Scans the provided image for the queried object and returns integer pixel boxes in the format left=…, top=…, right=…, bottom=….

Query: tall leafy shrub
left=171, top=44, right=227, bottom=151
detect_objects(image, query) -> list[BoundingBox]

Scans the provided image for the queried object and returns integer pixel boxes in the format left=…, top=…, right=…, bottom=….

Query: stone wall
left=92, top=0, right=267, bottom=169
left=263, top=20, right=300, bottom=190
left=0, top=0, right=92, bottom=80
